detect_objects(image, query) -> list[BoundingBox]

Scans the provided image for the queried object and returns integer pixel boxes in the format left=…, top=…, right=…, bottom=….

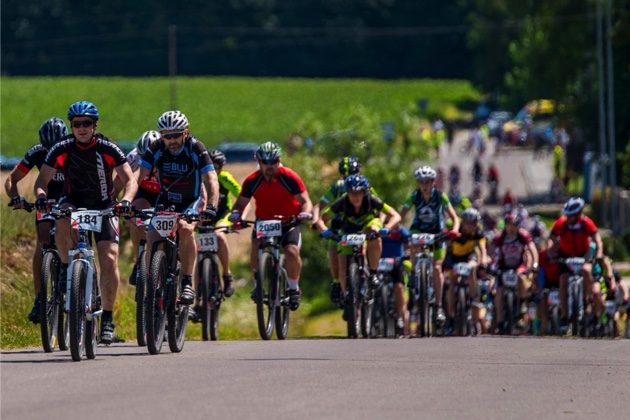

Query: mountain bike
left=559, top=257, right=587, bottom=337
left=195, top=223, right=236, bottom=341
left=51, top=206, right=114, bottom=361
left=408, top=232, right=448, bottom=337
left=144, top=208, right=197, bottom=354
left=371, top=257, right=396, bottom=338
left=451, top=262, right=474, bottom=336
left=11, top=200, right=69, bottom=352
left=247, top=216, right=298, bottom=340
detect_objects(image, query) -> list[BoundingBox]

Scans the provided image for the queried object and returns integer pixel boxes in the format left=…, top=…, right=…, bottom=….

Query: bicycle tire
left=167, top=270, right=189, bottom=353
left=85, top=267, right=99, bottom=360
left=505, top=290, right=515, bottom=336
left=371, top=280, right=388, bottom=338
left=571, top=282, right=579, bottom=337
left=346, top=260, right=359, bottom=338
left=146, top=250, right=168, bottom=354
left=200, top=256, right=212, bottom=341
left=275, top=265, right=290, bottom=340
left=69, top=262, right=86, bottom=362
left=135, top=250, right=148, bottom=347
left=209, top=253, right=222, bottom=341
left=257, top=251, right=276, bottom=340
left=455, top=284, right=467, bottom=337
left=418, top=261, right=430, bottom=337
left=360, top=297, right=373, bottom=339
left=40, top=251, right=59, bottom=353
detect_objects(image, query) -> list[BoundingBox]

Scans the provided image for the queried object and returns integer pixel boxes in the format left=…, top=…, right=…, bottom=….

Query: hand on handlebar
left=297, top=211, right=313, bottom=221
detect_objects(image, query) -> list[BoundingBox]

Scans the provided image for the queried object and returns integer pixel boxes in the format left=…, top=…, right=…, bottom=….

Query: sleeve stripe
left=140, top=159, right=153, bottom=170
left=16, top=162, right=30, bottom=174
left=201, top=164, right=215, bottom=174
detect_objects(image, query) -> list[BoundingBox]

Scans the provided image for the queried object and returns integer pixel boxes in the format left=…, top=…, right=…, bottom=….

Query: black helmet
left=39, top=117, right=68, bottom=149
left=338, top=156, right=360, bottom=177
left=210, top=149, right=226, bottom=166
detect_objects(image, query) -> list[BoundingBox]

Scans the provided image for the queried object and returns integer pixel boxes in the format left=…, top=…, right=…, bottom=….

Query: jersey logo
left=52, top=172, right=65, bottom=182
left=417, top=206, right=435, bottom=223
left=95, top=153, right=108, bottom=200
left=163, top=162, right=189, bottom=174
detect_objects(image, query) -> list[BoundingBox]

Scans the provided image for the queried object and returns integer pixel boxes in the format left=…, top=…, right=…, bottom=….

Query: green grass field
left=0, top=77, right=478, bottom=156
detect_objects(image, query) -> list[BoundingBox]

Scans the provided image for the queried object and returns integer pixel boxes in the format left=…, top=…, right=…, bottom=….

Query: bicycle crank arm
left=86, top=309, right=103, bottom=321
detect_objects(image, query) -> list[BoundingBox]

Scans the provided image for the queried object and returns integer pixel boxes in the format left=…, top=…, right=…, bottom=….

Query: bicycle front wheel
left=167, top=273, right=189, bottom=353
left=209, top=253, right=222, bottom=341
left=200, top=256, right=212, bottom=341
left=346, top=261, right=360, bottom=338
left=84, top=267, right=100, bottom=360
left=146, top=250, right=167, bottom=354
left=40, top=251, right=60, bottom=353
left=257, top=251, right=276, bottom=340
left=135, top=250, right=147, bottom=347
left=275, top=265, right=290, bottom=340
left=69, top=262, right=87, bottom=361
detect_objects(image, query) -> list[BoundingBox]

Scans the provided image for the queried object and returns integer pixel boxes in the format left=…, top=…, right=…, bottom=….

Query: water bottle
left=533, top=316, right=541, bottom=336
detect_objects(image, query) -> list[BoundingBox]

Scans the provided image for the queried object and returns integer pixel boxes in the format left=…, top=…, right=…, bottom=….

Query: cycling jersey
left=217, top=170, right=241, bottom=219
left=44, top=134, right=126, bottom=209
left=241, top=166, right=305, bottom=220
left=550, top=215, right=597, bottom=257
left=16, top=144, right=65, bottom=200
left=493, top=229, right=532, bottom=269
left=328, top=193, right=384, bottom=233
left=127, top=149, right=160, bottom=196
left=449, top=226, right=485, bottom=258
left=382, top=228, right=410, bottom=258
left=320, top=179, right=346, bottom=206
left=403, top=188, right=451, bottom=233
left=140, top=136, right=214, bottom=207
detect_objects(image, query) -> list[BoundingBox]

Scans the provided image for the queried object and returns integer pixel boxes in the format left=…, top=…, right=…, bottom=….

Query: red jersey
left=539, top=249, right=560, bottom=285
left=241, top=166, right=306, bottom=220
left=550, top=215, right=597, bottom=257
left=493, top=228, right=532, bottom=269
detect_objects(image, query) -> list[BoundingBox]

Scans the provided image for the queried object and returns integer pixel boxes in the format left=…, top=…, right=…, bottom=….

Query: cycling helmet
left=461, top=207, right=480, bottom=223
left=414, top=166, right=437, bottom=181
left=255, top=141, right=281, bottom=161
left=562, top=197, right=585, bottom=216
left=38, top=117, right=68, bottom=149
left=345, top=175, right=370, bottom=192
left=338, top=156, right=360, bottom=177
left=157, top=110, right=189, bottom=131
left=67, top=101, right=99, bottom=120
left=504, top=210, right=521, bottom=225
left=137, top=130, right=161, bottom=155
left=209, top=149, right=226, bottom=166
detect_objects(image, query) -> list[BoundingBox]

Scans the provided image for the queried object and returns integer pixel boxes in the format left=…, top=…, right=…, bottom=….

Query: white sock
left=288, top=278, right=299, bottom=290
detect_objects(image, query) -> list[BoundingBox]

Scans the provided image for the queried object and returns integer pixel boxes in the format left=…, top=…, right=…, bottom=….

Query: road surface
left=2, top=338, right=628, bottom=419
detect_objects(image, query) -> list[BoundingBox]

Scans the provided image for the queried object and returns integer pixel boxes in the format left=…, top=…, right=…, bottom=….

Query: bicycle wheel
left=40, top=251, right=60, bottom=353
left=275, top=265, right=290, bottom=340
left=418, top=262, right=430, bottom=337
left=570, top=283, right=579, bottom=337
left=69, top=261, right=87, bottom=362
left=85, top=268, right=100, bottom=360
left=209, top=253, right=222, bottom=341
left=505, top=290, right=515, bottom=335
left=200, top=256, right=212, bottom=341
left=135, top=250, right=147, bottom=347
left=257, top=251, right=276, bottom=340
left=360, top=296, right=373, bottom=339
left=371, top=281, right=388, bottom=338
left=346, top=261, right=359, bottom=338
left=167, top=273, right=189, bottom=353
left=146, top=250, right=168, bottom=354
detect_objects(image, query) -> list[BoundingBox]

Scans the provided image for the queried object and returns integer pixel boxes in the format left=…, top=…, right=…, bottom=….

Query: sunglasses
left=260, top=159, right=279, bottom=165
left=71, top=120, right=94, bottom=128
left=162, top=132, right=183, bottom=140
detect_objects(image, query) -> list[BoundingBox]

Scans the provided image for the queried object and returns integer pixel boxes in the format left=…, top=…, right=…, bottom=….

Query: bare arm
left=34, top=164, right=57, bottom=199
left=527, top=241, right=539, bottom=268
left=383, top=206, right=402, bottom=230
left=592, top=232, right=604, bottom=260
left=4, top=167, right=28, bottom=199
left=231, top=195, right=251, bottom=216
left=202, top=170, right=219, bottom=208
left=399, top=206, right=410, bottom=224
left=114, top=162, right=138, bottom=202
left=295, top=190, right=313, bottom=213
left=445, top=203, right=460, bottom=232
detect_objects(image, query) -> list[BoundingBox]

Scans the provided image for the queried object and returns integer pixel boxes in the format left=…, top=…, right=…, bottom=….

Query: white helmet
left=414, top=166, right=437, bottom=181
left=137, top=130, right=161, bottom=155
left=157, top=110, right=189, bottom=131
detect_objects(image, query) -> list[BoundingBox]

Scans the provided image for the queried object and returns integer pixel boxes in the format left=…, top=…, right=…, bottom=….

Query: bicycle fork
left=65, top=247, right=102, bottom=321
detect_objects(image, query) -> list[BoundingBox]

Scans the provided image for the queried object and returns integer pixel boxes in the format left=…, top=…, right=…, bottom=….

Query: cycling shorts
left=134, top=188, right=160, bottom=206
left=251, top=224, right=301, bottom=248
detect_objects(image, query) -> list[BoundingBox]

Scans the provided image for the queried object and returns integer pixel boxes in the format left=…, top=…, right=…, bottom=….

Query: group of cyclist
left=6, top=100, right=629, bottom=344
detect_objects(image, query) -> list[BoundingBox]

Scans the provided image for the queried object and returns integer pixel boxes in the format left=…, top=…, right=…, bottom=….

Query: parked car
left=216, top=142, right=258, bottom=162
left=0, top=155, right=20, bottom=170
left=486, top=111, right=512, bottom=139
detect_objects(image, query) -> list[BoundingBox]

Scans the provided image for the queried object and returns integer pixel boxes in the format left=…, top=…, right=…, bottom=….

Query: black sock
left=182, top=275, right=192, bottom=287
left=102, top=310, right=113, bottom=323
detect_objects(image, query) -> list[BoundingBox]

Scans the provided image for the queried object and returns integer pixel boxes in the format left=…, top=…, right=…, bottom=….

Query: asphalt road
left=2, top=338, right=629, bottom=419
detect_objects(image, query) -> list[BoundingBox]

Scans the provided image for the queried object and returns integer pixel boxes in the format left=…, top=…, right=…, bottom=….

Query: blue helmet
left=67, top=101, right=99, bottom=120
left=38, top=117, right=68, bottom=149
left=345, top=175, right=370, bottom=192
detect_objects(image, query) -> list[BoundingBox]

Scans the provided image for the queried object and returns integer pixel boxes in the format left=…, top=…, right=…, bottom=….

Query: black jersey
left=140, top=136, right=214, bottom=205
left=44, top=134, right=127, bottom=209
left=16, top=144, right=65, bottom=200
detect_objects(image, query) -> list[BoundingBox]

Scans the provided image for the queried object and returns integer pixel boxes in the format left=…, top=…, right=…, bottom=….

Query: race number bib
left=152, top=214, right=177, bottom=237
left=256, top=220, right=282, bottom=238
left=342, top=234, right=366, bottom=246
left=502, top=271, right=519, bottom=288
left=410, top=233, right=435, bottom=246
left=71, top=210, right=103, bottom=232
left=378, top=258, right=396, bottom=272
left=548, top=290, right=560, bottom=306
left=197, top=232, right=218, bottom=252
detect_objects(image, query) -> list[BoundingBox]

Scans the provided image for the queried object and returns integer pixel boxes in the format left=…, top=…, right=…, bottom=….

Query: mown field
left=0, top=76, right=478, bottom=156
left=0, top=77, right=478, bottom=348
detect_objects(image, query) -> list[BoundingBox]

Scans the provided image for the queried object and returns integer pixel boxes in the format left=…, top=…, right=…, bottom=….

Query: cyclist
left=315, top=175, right=401, bottom=306
left=493, top=210, right=538, bottom=333
left=548, top=197, right=603, bottom=327
left=137, top=110, right=220, bottom=306
left=589, top=241, right=617, bottom=327
left=4, top=117, right=68, bottom=323
left=34, top=101, right=138, bottom=343
left=125, top=130, right=161, bottom=285
left=447, top=187, right=472, bottom=229
left=443, top=207, right=489, bottom=334
left=380, top=225, right=411, bottom=337
left=312, top=156, right=361, bottom=306
left=207, top=149, right=241, bottom=297
left=536, top=246, right=561, bottom=334
left=228, top=142, right=313, bottom=310
left=400, top=166, right=460, bottom=325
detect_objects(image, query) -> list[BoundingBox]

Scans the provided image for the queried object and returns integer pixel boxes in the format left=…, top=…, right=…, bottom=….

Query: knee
left=285, top=245, right=300, bottom=260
